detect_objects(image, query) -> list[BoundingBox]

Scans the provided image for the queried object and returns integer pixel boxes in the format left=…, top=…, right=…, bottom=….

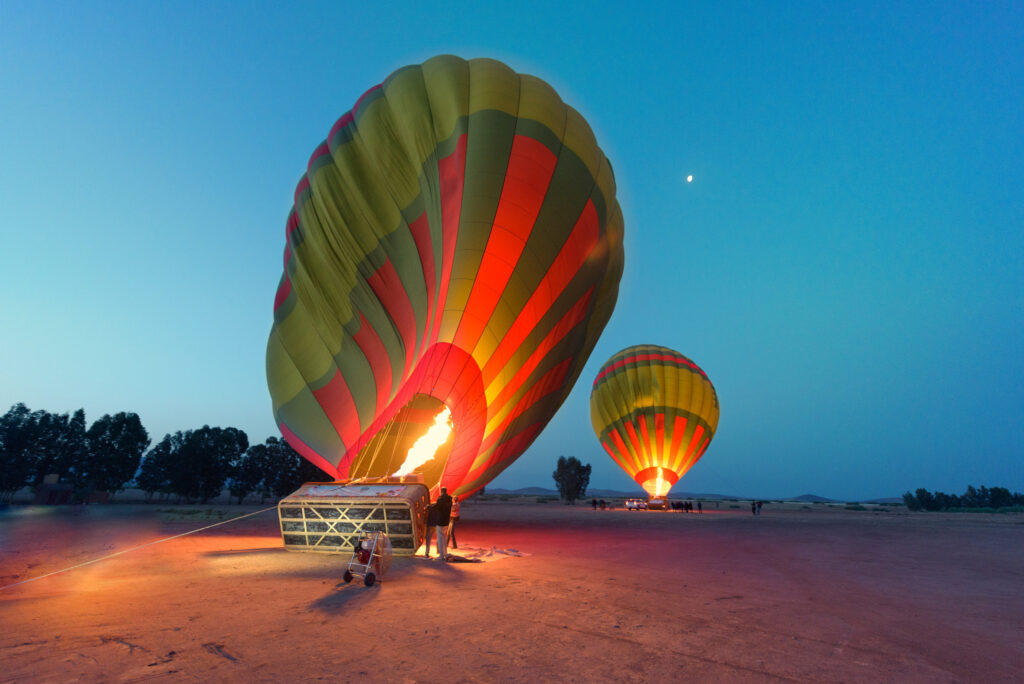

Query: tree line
left=902, top=485, right=1023, bottom=512
left=0, top=403, right=328, bottom=504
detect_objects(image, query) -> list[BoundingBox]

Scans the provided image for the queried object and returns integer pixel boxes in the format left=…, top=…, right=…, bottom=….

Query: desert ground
left=1, top=499, right=1022, bottom=683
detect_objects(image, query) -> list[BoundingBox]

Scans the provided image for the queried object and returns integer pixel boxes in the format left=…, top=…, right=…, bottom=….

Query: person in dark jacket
left=434, top=487, right=453, bottom=560
left=424, top=503, right=438, bottom=558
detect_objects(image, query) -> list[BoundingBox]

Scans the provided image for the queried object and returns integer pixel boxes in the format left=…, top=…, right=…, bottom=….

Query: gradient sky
left=2, top=1, right=1021, bottom=500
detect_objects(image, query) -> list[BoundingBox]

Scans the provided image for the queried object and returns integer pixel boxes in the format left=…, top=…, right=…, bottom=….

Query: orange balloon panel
left=590, top=345, right=719, bottom=497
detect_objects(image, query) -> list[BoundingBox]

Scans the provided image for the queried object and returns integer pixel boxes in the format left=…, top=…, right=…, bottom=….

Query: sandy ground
left=1, top=500, right=1022, bottom=683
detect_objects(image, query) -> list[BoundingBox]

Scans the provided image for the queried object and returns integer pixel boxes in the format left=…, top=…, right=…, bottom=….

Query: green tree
left=987, top=486, right=1013, bottom=509
left=552, top=455, right=591, bottom=504
left=0, top=403, right=43, bottom=502
left=962, top=485, right=982, bottom=508
left=230, top=443, right=269, bottom=504
left=932, top=491, right=960, bottom=510
left=33, top=409, right=87, bottom=486
left=260, top=437, right=330, bottom=500
left=915, top=488, right=938, bottom=511
left=168, top=426, right=249, bottom=503
left=136, top=433, right=181, bottom=501
left=904, top=484, right=1023, bottom=512
left=902, top=491, right=921, bottom=511
left=77, top=412, right=151, bottom=497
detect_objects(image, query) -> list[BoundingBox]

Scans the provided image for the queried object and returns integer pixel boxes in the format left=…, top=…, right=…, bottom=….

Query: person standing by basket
left=424, top=503, right=438, bottom=558
left=447, top=496, right=461, bottom=549
left=435, top=487, right=453, bottom=561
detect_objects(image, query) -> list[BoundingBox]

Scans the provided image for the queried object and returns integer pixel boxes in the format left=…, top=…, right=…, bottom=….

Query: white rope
left=0, top=505, right=278, bottom=592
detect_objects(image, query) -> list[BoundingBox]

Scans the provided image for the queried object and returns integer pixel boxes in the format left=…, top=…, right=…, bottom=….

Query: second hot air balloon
left=267, top=56, right=625, bottom=499
left=590, top=345, right=719, bottom=498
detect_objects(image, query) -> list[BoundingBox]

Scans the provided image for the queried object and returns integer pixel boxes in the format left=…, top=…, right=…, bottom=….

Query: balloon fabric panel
left=267, top=56, right=624, bottom=498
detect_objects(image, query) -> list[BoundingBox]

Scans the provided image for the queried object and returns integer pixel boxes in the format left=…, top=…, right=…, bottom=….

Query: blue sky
left=1, top=1, right=1021, bottom=500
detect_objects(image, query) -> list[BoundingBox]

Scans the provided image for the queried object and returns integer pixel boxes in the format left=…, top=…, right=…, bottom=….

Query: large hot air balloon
left=267, top=56, right=624, bottom=499
left=590, top=345, right=719, bottom=497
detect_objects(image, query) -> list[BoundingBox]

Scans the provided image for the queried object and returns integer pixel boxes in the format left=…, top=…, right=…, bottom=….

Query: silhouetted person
left=751, top=501, right=757, bottom=515
left=435, top=487, right=453, bottom=560
left=447, top=496, right=461, bottom=549
left=599, top=499, right=607, bottom=510
left=756, top=500, right=763, bottom=516
left=592, top=498, right=598, bottom=510
left=697, top=501, right=702, bottom=514
left=424, top=503, right=438, bottom=557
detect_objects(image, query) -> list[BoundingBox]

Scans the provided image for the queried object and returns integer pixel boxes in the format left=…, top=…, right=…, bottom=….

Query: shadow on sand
left=307, top=558, right=471, bottom=614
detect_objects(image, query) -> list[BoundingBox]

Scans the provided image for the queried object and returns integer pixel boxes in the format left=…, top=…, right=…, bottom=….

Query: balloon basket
left=278, top=481, right=429, bottom=556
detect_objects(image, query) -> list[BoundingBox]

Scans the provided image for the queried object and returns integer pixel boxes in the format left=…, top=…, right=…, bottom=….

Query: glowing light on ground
left=392, top=407, right=453, bottom=477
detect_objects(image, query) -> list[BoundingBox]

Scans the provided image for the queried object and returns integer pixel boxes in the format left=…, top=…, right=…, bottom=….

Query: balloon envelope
left=590, top=345, right=719, bottom=497
left=267, top=56, right=624, bottom=498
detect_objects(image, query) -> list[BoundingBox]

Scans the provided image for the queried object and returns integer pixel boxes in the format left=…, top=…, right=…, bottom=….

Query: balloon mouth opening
left=636, top=466, right=678, bottom=498
left=346, top=394, right=455, bottom=493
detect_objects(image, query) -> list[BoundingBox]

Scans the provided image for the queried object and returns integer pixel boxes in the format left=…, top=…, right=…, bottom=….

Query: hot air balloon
left=267, top=56, right=624, bottom=499
left=590, top=345, right=719, bottom=498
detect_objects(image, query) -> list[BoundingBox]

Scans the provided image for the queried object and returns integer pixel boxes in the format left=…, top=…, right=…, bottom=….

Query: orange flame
left=641, top=467, right=672, bottom=498
left=392, top=407, right=453, bottom=477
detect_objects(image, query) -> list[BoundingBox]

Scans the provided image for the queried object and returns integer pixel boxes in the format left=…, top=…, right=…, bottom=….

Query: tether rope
left=0, top=505, right=278, bottom=592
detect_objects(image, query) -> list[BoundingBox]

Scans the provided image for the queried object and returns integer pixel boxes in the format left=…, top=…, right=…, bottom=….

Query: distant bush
left=902, top=485, right=1023, bottom=512
left=955, top=505, right=1024, bottom=514
left=729, top=504, right=740, bottom=509
left=845, top=504, right=867, bottom=511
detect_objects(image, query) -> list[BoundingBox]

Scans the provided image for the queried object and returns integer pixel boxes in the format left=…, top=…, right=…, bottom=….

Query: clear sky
left=2, top=1, right=1021, bottom=500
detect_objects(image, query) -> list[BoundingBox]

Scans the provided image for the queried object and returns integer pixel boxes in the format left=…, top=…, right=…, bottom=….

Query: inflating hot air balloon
left=267, top=55, right=624, bottom=499
left=590, top=345, right=719, bottom=498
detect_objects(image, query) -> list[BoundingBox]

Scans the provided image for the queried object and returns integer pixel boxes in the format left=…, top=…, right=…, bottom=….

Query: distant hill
left=483, top=485, right=643, bottom=497
left=485, top=488, right=900, bottom=503
left=790, top=494, right=839, bottom=503
left=488, top=487, right=753, bottom=500
left=487, top=487, right=559, bottom=496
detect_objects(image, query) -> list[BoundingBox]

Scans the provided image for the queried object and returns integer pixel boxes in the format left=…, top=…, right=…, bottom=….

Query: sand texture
left=1, top=501, right=1022, bottom=682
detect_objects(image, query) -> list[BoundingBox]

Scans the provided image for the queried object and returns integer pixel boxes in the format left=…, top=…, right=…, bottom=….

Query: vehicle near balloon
left=590, top=345, right=720, bottom=499
left=646, top=497, right=669, bottom=510
left=278, top=480, right=429, bottom=556
left=267, top=55, right=625, bottom=500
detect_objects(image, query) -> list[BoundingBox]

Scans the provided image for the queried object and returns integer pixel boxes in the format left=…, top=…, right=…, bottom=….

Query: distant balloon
left=267, top=55, right=625, bottom=499
left=590, top=345, right=719, bottom=497
left=686, top=175, right=693, bottom=183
